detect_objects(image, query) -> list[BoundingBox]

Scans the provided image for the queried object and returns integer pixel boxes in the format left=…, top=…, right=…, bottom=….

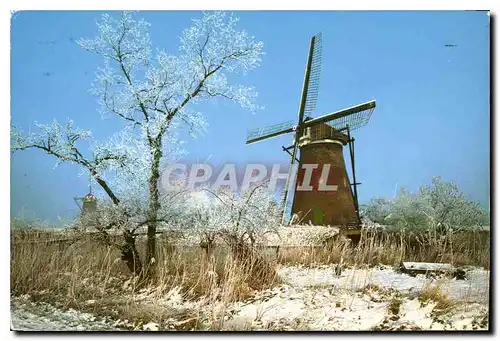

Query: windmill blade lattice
left=246, top=120, right=295, bottom=144
left=328, top=106, right=375, bottom=132
left=303, top=32, right=322, bottom=117
left=302, top=100, right=376, bottom=132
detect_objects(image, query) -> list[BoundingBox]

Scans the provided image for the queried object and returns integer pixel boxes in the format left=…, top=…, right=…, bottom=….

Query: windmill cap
left=83, top=193, right=96, bottom=202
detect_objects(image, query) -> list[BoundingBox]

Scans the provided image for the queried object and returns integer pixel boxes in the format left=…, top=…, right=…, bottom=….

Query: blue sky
left=11, top=11, right=490, bottom=221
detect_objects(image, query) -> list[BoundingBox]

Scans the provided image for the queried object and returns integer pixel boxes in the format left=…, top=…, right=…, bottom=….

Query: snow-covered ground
left=279, top=265, right=490, bottom=303
left=11, top=265, right=490, bottom=331
left=220, top=265, right=489, bottom=331
left=10, top=296, right=122, bottom=331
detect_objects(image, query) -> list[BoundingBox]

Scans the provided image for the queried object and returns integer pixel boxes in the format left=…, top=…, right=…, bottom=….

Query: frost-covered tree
left=383, top=186, right=434, bottom=231
left=182, top=183, right=281, bottom=253
left=11, top=11, right=264, bottom=275
left=361, top=197, right=392, bottom=226
left=419, top=176, right=489, bottom=231
left=361, top=177, right=489, bottom=233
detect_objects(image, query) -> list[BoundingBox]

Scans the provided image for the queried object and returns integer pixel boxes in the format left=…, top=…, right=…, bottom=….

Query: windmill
left=74, top=174, right=97, bottom=217
left=246, top=33, right=376, bottom=227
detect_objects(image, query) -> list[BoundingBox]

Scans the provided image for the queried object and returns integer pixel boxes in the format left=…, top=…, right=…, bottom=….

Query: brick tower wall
left=291, top=125, right=359, bottom=226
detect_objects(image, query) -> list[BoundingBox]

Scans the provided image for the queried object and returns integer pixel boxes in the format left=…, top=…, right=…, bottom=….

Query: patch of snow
left=399, top=298, right=436, bottom=329
left=143, top=322, right=159, bottom=331
left=10, top=296, right=121, bottom=331
left=220, top=265, right=489, bottom=331
left=225, top=284, right=387, bottom=330
left=278, top=265, right=490, bottom=303
left=132, top=285, right=203, bottom=312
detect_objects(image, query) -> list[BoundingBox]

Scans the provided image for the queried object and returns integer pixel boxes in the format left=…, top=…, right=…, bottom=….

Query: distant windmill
left=246, top=33, right=376, bottom=228
left=74, top=174, right=97, bottom=217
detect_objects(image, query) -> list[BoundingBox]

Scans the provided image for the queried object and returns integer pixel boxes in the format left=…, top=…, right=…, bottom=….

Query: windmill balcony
left=299, top=122, right=350, bottom=147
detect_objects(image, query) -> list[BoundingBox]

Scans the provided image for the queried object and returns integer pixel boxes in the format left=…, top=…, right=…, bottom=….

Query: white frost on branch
left=11, top=120, right=93, bottom=169
left=78, top=12, right=152, bottom=74
left=12, top=11, right=265, bottom=243
left=181, top=184, right=281, bottom=246
left=361, top=177, right=489, bottom=232
left=91, top=126, right=186, bottom=216
left=78, top=11, right=264, bottom=141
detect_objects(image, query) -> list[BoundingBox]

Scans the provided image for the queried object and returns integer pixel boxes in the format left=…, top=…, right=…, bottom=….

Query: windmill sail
left=302, top=100, right=376, bottom=132
left=246, top=120, right=295, bottom=144
left=282, top=33, right=323, bottom=225
left=303, top=32, right=322, bottom=118
left=328, top=105, right=375, bottom=132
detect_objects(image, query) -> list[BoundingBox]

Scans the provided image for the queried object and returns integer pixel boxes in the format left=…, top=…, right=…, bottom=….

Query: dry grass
left=360, top=284, right=382, bottom=295
left=11, top=228, right=279, bottom=330
left=10, top=225, right=489, bottom=330
left=277, top=229, right=490, bottom=269
left=418, top=281, right=457, bottom=315
left=387, top=297, right=403, bottom=316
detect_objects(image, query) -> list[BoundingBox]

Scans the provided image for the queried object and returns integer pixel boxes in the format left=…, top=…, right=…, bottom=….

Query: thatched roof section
left=21, top=223, right=342, bottom=248
left=167, top=225, right=340, bottom=247
left=255, top=226, right=340, bottom=247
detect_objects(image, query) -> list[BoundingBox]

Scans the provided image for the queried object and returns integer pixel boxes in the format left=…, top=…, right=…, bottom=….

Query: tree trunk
left=145, top=139, right=163, bottom=273
left=121, top=230, right=142, bottom=276
left=91, top=171, right=121, bottom=206
left=88, top=171, right=145, bottom=277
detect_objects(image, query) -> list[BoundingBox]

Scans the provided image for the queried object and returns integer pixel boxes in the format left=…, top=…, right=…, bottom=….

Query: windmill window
left=302, top=127, right=311, bottom=139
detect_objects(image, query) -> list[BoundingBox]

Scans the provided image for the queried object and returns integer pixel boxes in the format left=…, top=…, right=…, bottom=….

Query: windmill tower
left=246, top=33, right=376, bottom=228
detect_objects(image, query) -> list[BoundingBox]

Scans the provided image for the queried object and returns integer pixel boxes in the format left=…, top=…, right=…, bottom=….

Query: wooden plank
left=401, top=262, right=455, bottom=274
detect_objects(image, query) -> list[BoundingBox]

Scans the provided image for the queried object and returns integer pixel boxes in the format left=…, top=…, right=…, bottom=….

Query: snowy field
left=279, top=265, right=490, bottom=303
left=223, top=265, right=489, bottom=331
left=11, top=265, right=490, bottom=331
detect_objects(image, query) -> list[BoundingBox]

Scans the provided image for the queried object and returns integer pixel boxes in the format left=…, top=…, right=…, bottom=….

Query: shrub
left=361, top=177, right=489, bottom=233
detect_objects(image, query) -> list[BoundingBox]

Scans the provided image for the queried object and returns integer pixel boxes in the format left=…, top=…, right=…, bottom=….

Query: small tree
left=183, top=183, right=281, bottom=251
left=11, top=11, right=264, bottom=276
left=183, top=183, right=281, bottom=290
